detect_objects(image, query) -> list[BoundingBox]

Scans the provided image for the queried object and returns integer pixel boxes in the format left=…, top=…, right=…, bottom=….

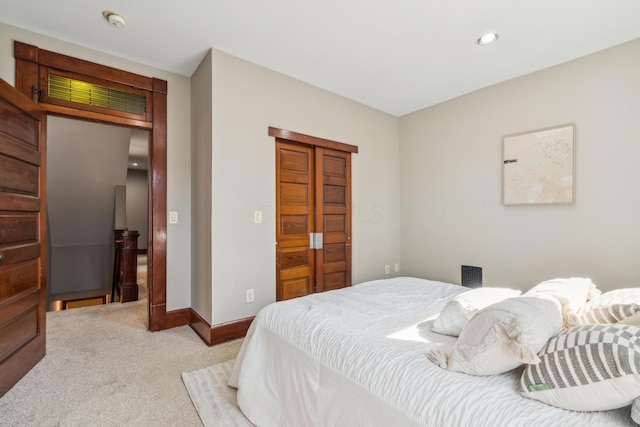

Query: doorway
left=14, top=41, right=169, bottom=331
left=46, top=117, right=149, bottom=311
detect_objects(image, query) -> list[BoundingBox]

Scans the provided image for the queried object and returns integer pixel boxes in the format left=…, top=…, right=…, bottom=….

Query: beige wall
left=206, top=49, right=401, bottom=324
left=0, top=23, right=401, bottom=326
left=9, top=21, right=633, bottom=325
left=190, top=50, right=213, bottom=320
left=400, top=38, right=640, bottom=292
left=0, top=23, right=193, bottom=310
left=126, top=169, right=149, bottom=251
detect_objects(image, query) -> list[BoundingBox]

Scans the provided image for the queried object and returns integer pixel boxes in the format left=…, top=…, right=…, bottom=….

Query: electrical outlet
left=385, top=265, right=390, bottom=274
left=394, top=263, right=399, bottom=273
left=246, top=288, right=255, bottom=303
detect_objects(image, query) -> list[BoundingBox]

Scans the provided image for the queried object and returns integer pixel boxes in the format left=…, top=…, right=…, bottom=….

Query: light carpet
left=182, top=360, right=255, bottom=427
left=0, top=262, right=242, bottom=426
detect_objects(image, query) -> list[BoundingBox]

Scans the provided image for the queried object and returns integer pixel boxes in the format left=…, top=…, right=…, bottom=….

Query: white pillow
left=571, top=288, right=640, bottom=326
left=427, top=296, right=562, bottom=376
left=520, top=324, right=640, bottom=411
left=525, top=277, right=599, bottom=327
left=431, top=287, right=522, bottom=336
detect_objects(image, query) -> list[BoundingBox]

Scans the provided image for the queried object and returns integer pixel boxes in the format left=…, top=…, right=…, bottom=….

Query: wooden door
left=0, top=78, right=46, bottom=397
left=314, top=148, right=352, bottom=292
left=275, top=139, right=353, bottom=301
left=276, top=141, right=315, bottom=300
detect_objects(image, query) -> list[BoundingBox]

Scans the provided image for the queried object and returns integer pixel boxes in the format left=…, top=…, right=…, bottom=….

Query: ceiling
left=1, top=1, right=640, bottom=116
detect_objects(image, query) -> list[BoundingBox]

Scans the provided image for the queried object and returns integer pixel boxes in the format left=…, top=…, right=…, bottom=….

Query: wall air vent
left=48, top=74, right=146, bottom=115
left=461, top=265, right=482, bottom=288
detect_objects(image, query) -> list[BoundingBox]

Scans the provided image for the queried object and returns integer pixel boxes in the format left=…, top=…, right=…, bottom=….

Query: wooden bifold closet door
left=274, top=129, right=356, bottom=301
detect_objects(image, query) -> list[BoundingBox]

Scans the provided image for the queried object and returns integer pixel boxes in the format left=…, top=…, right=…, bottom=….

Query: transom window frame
left=42, top=67, right=151, bottom=121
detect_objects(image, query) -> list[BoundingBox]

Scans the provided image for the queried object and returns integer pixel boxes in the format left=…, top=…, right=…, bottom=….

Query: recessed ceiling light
left=477, top=33, right=499, bottom=45
left=102, top=10, right=127, bottom=29
left=132, top=162, right=139, bottom=166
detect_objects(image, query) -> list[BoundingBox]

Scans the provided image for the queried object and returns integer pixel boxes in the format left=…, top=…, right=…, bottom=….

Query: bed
left=228, top=276, right=636, bottom=426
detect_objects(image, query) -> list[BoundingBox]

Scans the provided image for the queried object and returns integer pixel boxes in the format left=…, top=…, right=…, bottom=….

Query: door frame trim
left=13, top=41, right=169, bottom=331
left=268, top=127, right=358, bottom=153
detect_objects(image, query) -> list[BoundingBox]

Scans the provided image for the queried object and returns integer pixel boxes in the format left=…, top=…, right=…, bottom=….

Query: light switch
left=254, top=210, right=263, bottom=224
left=169, top=211, right=178, bottom=224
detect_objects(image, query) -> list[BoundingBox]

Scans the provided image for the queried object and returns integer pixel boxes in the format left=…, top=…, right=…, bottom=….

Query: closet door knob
left=0, top=252, right=5, bottom=262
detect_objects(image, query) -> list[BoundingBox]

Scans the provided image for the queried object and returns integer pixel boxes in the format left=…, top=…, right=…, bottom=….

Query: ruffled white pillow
left=427, top=296, right=563, bottom=376
left=431, top=287, right=521, bottom=336
left=525, top=277, right=599, bottom=327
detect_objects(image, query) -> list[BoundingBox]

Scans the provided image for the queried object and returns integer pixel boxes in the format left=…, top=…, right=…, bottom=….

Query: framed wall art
left=502, top=124, right=575, bottom=205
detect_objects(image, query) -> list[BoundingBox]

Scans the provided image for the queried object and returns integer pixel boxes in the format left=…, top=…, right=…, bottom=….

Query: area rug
left=182, top=359, right=255, bottom=427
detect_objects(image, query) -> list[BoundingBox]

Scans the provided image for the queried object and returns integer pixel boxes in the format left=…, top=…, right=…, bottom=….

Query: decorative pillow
left=431, top=287, right=522, bottom=336
left=427, top=296, right=562, bottom=376
left=619, top=312, right=640, bottom=326
left=570, top=288, right=640, bottom=326
left=632, top=397, right=640, bottom=424
left=525, top=277, right=599, bottom=327
left=520, top=324, right=640, bottom=411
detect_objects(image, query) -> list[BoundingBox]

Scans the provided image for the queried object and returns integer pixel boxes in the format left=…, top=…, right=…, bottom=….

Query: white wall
left=0, top=23, right=192, bottom=310
left=115, top=185, right=126, bottom=230
left=47, top=117, right=130, bottom=295
left=399, top=39, right=640, bottom=292
left=126, top=169, right=149, bottom=250
left=206, top=49, right=401, bottom=324
left=47, top=118, right=131, bottom=247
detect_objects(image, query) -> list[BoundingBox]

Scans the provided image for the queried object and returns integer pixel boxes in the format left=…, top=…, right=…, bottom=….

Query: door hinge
left=309, top=232, right=323, bottom=249
left=31, top=85, right=43, bottom=102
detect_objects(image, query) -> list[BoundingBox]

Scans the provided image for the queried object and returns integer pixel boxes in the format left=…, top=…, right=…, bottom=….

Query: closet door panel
left=315, top=148, right=351, bottom=293
left=276, top=142, right=315, bottom=301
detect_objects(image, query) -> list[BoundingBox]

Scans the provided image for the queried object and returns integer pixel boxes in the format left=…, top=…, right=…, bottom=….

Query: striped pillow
left=520, top=324, right=640, bottom=411
left=572, top=288, right=640, bottom=326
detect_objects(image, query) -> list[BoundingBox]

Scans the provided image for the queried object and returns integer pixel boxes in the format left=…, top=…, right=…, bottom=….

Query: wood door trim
left=40, top=104, right=153, bottom=129
left=14, top=42, right=153, bottom=91
left=13, top=41, right=169, bottom=331
left=269, top=127, right=358, bottom=153
left=314, top=147, right=325, bottom=292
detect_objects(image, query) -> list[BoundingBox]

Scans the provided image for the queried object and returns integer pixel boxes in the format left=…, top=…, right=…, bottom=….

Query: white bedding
left=229, top=277, right=633, bottom=426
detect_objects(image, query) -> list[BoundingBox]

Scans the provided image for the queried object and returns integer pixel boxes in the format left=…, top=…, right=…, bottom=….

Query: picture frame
left=502, top=124, right=575, bottom=205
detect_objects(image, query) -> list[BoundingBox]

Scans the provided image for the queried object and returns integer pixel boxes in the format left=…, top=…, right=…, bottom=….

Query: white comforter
left=229, top=277, right=633, bottom=426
